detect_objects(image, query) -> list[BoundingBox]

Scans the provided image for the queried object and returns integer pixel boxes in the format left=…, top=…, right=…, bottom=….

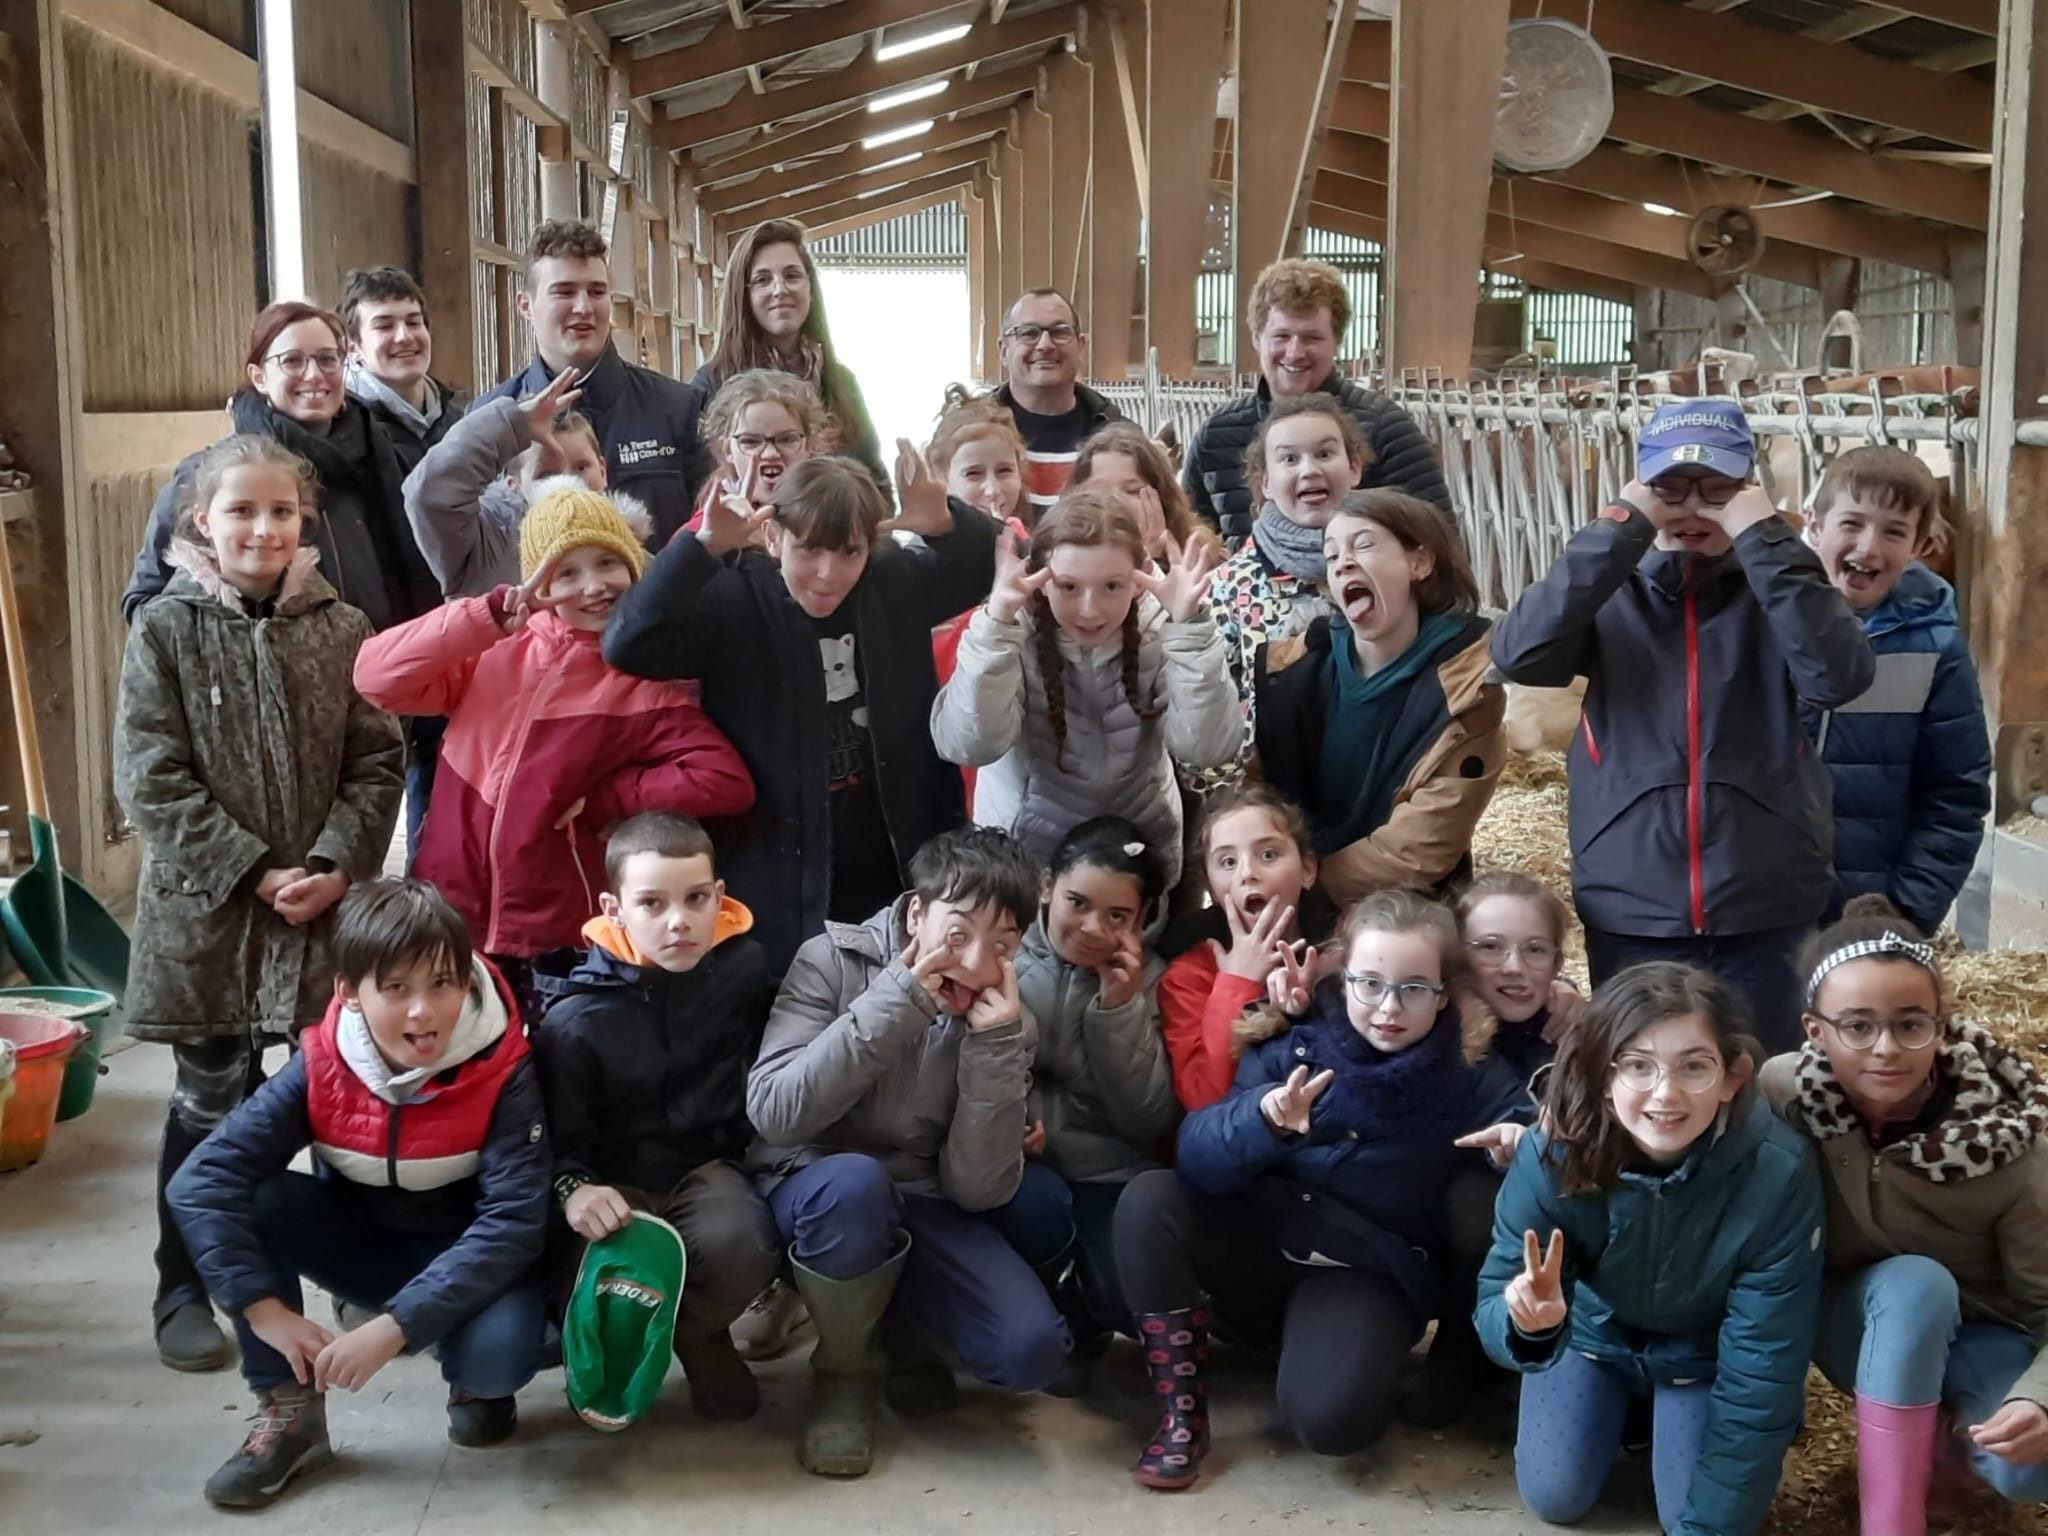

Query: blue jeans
left=1516, top=1348, right=1712, bottom=1529
left=403, top=716, right=445, bottom=871
left=768, top=1153, right=1070, bottom=1392
left=993, top=1167, right=1135, bottom=1336
left=1584, top=923, right=1810, bottom=1054
left=1814, top=1254, right=2048, bottom=1505
left=231, top=1171, right=544, bottom=1399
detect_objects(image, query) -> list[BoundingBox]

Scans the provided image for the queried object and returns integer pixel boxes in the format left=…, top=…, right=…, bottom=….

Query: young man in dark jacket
left=1491, top=400, right=1875, bottom=1050
left=1800, top=445, right=1991, bottom=932
left=167, top=881, right=549, bottom=1510
left=604, top=453, right=998, bottom=976
left=533, top=812, right=781, bottom=1423
left=339, top=265, right=468, bottom=475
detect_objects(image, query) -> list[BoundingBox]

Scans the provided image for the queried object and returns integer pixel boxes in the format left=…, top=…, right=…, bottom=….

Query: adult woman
left=123, top=301, right=439, bottom=633
left=691, top=220, right=889, bottom=501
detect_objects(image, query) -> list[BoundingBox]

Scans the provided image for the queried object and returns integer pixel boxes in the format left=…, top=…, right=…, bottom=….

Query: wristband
left=552, top=1172, right=590, bottom=1207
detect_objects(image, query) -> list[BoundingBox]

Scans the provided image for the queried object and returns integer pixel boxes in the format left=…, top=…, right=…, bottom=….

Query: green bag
left=564, top=1212, right=685, bottom=1431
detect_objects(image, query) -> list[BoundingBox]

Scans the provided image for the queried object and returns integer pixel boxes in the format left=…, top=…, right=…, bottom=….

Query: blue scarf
left=1295, top=984, right=1466, bottom=1143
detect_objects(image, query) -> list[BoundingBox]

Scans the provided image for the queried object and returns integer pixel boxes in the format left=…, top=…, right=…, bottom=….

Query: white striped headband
left=1806, top=930, right=1938, bottom=1007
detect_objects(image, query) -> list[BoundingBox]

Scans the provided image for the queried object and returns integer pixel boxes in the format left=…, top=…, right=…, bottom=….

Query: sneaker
left=731, top=1279, right=813, bottom=1362
left=447, top=1390, right=518, bottom=1448
left=157, top=1300, right=232, bottom=1373
left=203, top=1387, right=333, bottom=1509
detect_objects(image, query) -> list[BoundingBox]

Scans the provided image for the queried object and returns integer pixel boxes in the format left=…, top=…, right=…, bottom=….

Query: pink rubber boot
left=1857, top=1395, right=1938, bottom=1536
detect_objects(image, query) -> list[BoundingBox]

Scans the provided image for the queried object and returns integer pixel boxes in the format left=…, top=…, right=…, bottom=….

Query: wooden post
left=1950, top=237, right=1987, bottom=369
left=1018, top=92, right=1055, bottom=290
left=966, top=181, right=989, bottom=379
left=998, top=128, right=1026, bottom=310
left=1145, top=0, right=1228, bottom=375
left=1233, top=0, right=1333, bottom=369
left=411, top=0, right=479, bottom=391
left=1384, top=0, right=1510, bottom=376
left=537, top=22, right=578, bottom=221
left=980, top=173, right=1006, bottom=381
left=1087, top=1, right=1143, bottom=378
left=1047, top=52, right=1091, bottom=300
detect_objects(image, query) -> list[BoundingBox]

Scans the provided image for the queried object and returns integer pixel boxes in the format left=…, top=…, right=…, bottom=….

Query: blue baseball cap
left=1638, top=400, right=1755, bottom=482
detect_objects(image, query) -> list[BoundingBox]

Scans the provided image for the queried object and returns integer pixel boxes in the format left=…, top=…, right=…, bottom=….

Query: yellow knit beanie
left=519, top=485, right=649, bottom=582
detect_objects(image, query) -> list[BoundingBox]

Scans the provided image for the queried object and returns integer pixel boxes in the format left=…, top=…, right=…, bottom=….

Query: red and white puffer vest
left=301, top=984, right=530, bottom=1192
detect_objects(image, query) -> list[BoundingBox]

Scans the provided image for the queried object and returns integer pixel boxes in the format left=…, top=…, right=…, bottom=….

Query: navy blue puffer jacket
left=1801, top=563, right=1990, bottom=933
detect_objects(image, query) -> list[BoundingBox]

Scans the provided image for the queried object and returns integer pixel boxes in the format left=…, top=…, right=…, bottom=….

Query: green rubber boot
left=789, top=1232, right=911, bottom=1478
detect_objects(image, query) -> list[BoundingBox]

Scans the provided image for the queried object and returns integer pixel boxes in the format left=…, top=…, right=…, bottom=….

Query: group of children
left=114, top=358, right=2028, bottom=1536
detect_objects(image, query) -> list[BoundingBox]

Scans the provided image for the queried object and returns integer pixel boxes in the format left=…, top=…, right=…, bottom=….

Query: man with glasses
left=1492, top=399, right=1875, bottom=1050
left=339, top=267, right=468, bottom=475
left=991, top=289, right=1125, bottom=517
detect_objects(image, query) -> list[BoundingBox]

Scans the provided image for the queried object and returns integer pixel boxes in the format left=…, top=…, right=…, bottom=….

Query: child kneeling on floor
left=746, top=825, right=1071, bottom=1478
left=534, top=812, right=781, bottom=1424
left=167, top=880, right=549, bottom=1510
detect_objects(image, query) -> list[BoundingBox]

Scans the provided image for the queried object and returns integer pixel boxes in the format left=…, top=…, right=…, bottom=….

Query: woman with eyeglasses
left=1114, top=890, right=1504, bottom=1490
left=1475, top=960, right=1823, bottom=1536
left=691, top=220, right=890, bottom=505
left=123, top=301, right=439, bottom=635
left=1760, top=897, right=2048, bottom=1534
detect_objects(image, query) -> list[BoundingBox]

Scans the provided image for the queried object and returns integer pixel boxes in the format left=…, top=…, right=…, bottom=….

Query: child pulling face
left=1262, top=409, right=1363, bottom=529
left=1205, top=803, right=1319, bottom=987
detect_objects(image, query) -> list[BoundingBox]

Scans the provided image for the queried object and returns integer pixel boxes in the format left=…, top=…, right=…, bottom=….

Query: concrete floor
left=0, top=1043, right=1668, bottom=1534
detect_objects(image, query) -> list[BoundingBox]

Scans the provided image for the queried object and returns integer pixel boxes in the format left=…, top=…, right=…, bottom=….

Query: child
left=606, top=452, right=998, bottom=975
left=1072, top=421, right=1223, bottom=569
left=403, top=363, right=609, bottom=597
left=167, top=880, right=548, bottom=1508
left=1762, top=900, right=2048, bottom=1530
left=533, top=812, right=780, bottom=1422
left=1400, top=870, right=1584, bottom=1427
left=1202, top=392, right=1369, bottom=781
left=683, top=368, right=825, bottom=539
left=116, top=434, right=405, bottom=1375
left=1015, top=817, right=1177, bottom=1386
left=1115, top=890, right=1490, bottom=1489
left=930, top=489, right=1237, bottom=890
left=929, top=393, right=1027, bottom=525
left=1491, top=399, right=1875, bottom=1051
left=355, top=484, right=754, bottom=1021
left=1802, top=446, right=1990, bottom=933
left=1155, top=785, right=1339, bottom=1111
left=1254, top=489, right=1505, bottom=903
left=745, top=827, right=1070, bottom=1476
left=1475, top=962, right=1824, bottom=1536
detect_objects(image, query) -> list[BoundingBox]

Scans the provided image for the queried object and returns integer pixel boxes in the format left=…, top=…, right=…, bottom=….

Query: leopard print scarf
left=1786, top=1019, right=2048, bottom=1183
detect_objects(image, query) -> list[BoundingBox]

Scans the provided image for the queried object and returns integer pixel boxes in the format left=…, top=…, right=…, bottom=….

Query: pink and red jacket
left=354, top=593, right=755, bottom=957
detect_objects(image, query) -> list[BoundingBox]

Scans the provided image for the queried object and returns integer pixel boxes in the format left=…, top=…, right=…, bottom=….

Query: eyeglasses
left=731, top=431, right=807, bottom=455
left=1467, top=937, right=1560, bottom=969
left=1649, top=476, right=1741, bottom=507
left=1343, top=971, right=1445, bottom=1014
left=1808, top=1010, right=1942, bottom=1053
left=264, top=349, right=344, bottom=377
left=1004, top=323, right=1079, bottom=347
left=1612, top=1054, right=1724, bottom=1094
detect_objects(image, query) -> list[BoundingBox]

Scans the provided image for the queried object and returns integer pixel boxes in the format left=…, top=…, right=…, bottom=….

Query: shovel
left=0, top=503, right=129, bottom=999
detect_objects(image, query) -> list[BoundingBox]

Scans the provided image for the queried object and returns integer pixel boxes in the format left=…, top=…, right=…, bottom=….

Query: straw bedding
left=1473, top=751, right=2048, bottom=1533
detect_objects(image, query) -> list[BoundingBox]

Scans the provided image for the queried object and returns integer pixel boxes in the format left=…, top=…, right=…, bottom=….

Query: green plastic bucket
left=0, top=987, right=119, bottom=1121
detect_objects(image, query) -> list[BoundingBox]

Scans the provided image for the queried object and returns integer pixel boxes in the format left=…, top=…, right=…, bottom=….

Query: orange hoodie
left=580, top=896, right=755, bottom=970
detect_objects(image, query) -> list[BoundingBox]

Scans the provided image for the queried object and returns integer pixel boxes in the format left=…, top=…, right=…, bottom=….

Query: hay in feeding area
left=1474, top=750, right=2048, bottom=1535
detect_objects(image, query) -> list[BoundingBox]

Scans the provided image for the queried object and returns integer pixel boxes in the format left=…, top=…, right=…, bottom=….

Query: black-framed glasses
left=1467, top=937, right=1560, bottom=969
left=1004, top=323, right=1078, bottom=346
left=1649, top=475, right=1741, bottom=507
left=264, top=349, right=344, bottom=377
left=1343, top=971, right=1445, bottom=1013
left=1612, top=1053, right=1724, bottom=1094
left=731, top=431, right=807, bottom=455
left=1808, top=1009, right=1942, bottom=1053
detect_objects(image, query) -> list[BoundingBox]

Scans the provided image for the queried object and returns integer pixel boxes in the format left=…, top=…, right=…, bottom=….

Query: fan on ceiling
left=1686, top=204, right=1767, bottom=278
left=1494, top=17, right=1614, bottom=174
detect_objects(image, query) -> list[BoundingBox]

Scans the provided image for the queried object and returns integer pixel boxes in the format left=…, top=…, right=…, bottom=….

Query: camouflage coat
left=116, top=545, right=404, bottom=1043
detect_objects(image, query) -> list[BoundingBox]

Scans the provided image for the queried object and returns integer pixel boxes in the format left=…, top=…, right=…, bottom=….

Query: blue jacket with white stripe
left=1801, top=562, right=1990, bottom=933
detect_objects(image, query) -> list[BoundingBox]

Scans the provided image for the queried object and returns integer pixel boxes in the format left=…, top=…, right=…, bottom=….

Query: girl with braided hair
left=930, top=488, right=1238, bottom=893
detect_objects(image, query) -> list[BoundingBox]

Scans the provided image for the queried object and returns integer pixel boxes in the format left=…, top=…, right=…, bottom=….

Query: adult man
left=339, top=267, right=468, bottom=474
left=990, top=289, right=1125, bottom=516
left=1183, top=259, right=1451, bottom=543
left=473, top=220, right=713, bottom=544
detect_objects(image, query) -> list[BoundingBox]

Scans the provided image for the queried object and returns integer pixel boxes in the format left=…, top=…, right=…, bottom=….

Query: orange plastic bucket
left=0, top=1012, right=85, bottom=1171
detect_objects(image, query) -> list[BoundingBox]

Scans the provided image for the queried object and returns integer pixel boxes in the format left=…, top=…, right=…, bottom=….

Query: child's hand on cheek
left=966, top=956, right=1022, bottom=1032
left=1096, top=933, right=1145, bottom=1010
left=901, top=934, right=950, bottom=1009
left=1704, top=485, right=1777, bottom=539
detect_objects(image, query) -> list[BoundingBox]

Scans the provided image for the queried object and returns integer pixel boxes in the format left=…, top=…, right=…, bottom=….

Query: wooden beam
left=1047, top=53, right=1092, bottom=301
left=66, top=0, right=416, bottom=182
left=808, top=184, right=965, bottom=241
left=1234, top=0, right=1333, bottom=366
left=997, top=133, right=1025, bottom=305
left=979, top=173, right=1005, bottom=379
left=1087, top=2, right=1141, bottom=377
left=760, top=159, right=990, bottom=235
left=696, top=63, right=1036, bottom=182
left=1499, top=259, right=1635, bottom=308
left=1309, top=200, right=1655, bottom=305
left=655, top=4, right=1080, bottom=149
left=1507, top=0, right=1994, bottom=150
left=1107, top=1, right=1148, bottom=217
left=1837, top=0, right=1998, bottom=37
left=1146, top=0, right=1228, bottom=374
left=630, top=0, right=962, bottom=100
left=965, top=181, right=989, bottom=373
left=412, top=0, right=480, bottom=390
left=1386, top=0, right=1510, bottom=375
left=1017, top=94, right=1054, bottom=289
left=720, top=147, right=994, bottom=231
left=1282, top=0, right=1357, bottom=258
left=701, top=121, right=1003, bottom=215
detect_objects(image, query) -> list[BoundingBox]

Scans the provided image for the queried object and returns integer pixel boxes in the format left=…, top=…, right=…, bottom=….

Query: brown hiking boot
left=203, top=1386, right=334, bottom=1508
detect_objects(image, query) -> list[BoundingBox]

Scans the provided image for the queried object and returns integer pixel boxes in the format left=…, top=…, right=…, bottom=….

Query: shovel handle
left=0, top=511, right=49, bottom=823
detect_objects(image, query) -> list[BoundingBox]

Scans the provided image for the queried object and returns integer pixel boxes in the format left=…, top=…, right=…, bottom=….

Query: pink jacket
left=354, top=593, right=753, bottom=956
